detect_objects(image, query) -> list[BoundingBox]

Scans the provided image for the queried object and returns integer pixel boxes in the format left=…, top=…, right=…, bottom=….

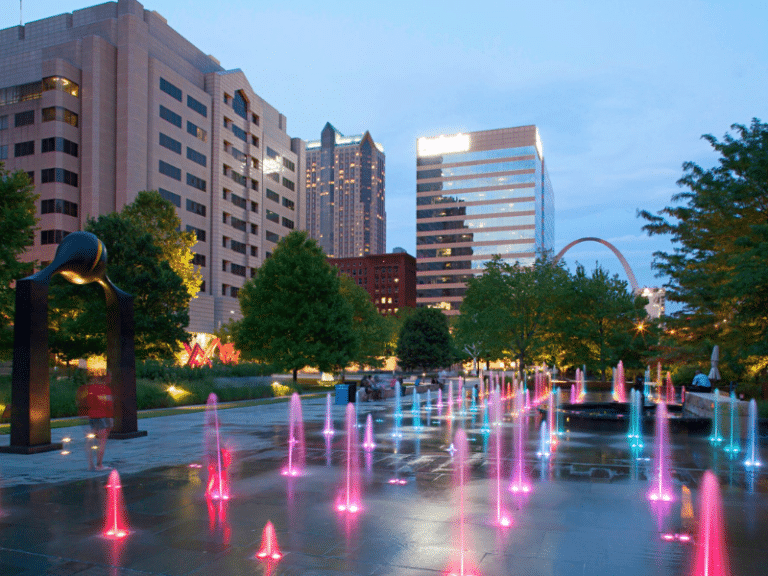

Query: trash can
left=335, top=383, right=357, bottom=405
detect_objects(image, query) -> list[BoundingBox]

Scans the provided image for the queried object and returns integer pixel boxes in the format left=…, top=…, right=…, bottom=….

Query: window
left=250, top=223, right=258, bottom=235
left=266, top=210, right=279, bottom=223
left=250, top=245, right=258, bottom=257
left=186, top=173, right=206, bottom=191
left=222, top=213, right=229, bottom=225
left=250, top=268, right=256, bottom=278
left=266, top=147, right=279, bottom=159
left=0, top=116, right=8, bottom=130
left=41, top=76, right=79, bottom=97
left=250, top=201, right=258, bottom=213
left=267, top=172, right=279, bottom=183
left=187, top=95, right=207, bottom=117
left=41, top=199, right=78, bottom=217
left=223, top=93, right=231, bottom=105
left=25, top=171, right=33, bottom=183
left=159, top=133, right=181, bottom=154
left=186, top=147, right=207, bottom=167
left=250, top=179, right=258, bottom=191
left=200, top=281, right=206, bottom=293
left=159, top=160, right=181, bottom=181
left=233, top=91, right=247, bottom=120
left=230, top=240, right=246, bottom=254
left=231, top=263, right=246, bottom=277
left=250, top=157, right=259, bottom=170
left=230, top=192, right=246, bottom=209
left=282, top=217, right=294, bottom=230
left=15, top=110, right=35, bottom=127
left=282, top=197, right=295, bottom=210
left=266, top=189, right=279, bottom=202
left=231, top=124, right=247, bottom=142
left=0, top=145, right=6, bottom=160
left=251, top=135, right=259, bottom=147
left=230, top=287, right=239, bottom=298
left=222, top=284, right=229, bottom=296
left=41, top=137, right=78, bottom=157
left=41, top=229, right=70, bottom=245
left=158, top=188, right=180, bottom=207
left=0, top=82, right=42, bottom=107
left=193, top=254, right=206, bottom=267
left=186, top=225, right=206, bottom=242
left=230, top=170, right=246, bottom=186
left=159, top=78, right=182, bottom=101
left=266, top=231, right=280, bottom=243
left=41, top=168, right=78, bottom=187
left=186, top=199, right=206, bottom=217
left=282, top=177, right=295, bottom=191
left=251, top=113, right=259, bottom=125
left=230, top=216, right=247, bottom=232
left=159, top=105, right=182, bottom=128
left=283, top=157, right=295, bottom=171
left=227, top=144, right=247, bottom=163
left=41, top=106, right=78, bottom=127
left=187, top=121, right=207, bottom=142
left=14, top=141, right=34, bottom=157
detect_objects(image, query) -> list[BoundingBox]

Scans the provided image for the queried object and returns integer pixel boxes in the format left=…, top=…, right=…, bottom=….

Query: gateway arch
left=554, top=237, right=639, bottom=293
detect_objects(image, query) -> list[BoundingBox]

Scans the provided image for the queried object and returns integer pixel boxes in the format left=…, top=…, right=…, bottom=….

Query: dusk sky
left=5, top=0, right=768, bottom=292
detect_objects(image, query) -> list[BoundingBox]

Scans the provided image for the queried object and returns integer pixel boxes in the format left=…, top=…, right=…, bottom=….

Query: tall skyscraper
left=0, top=0, right=304, bottom=333
left=415, top=125, right=554, bottom=314
left=305, top=123, right=385, bottom=257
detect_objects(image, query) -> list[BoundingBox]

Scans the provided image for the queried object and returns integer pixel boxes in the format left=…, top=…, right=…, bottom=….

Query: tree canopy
left=0, top=167, right=38, bottom=356
left=122, top=190, right=202, bottom=298
left=234, top=231, right=355, bottom=380
left=639, top=118, right=768, bottom=377
left=396, top=307, right=454, bottom=371
left=338, top=274, right=388, bottom=369
left=48, top=213, right=191, bottom=361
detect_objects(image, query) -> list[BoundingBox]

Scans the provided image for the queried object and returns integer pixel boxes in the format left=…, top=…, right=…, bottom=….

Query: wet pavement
left=0, top=392, right=766, bottom=575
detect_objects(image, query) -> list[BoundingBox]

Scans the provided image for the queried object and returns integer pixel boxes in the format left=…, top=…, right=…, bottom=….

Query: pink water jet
left=615, top=361, right=626, bottom=403
left=336, top=403, right=362, bottom=514
left=103, top=470, right=129, bottom=539
left=666, top=372, right=675, bottom=404
left=570, top=384, right=577, bottom=404
left=255, top=520, right=283, bottom=561
left=204, top=393, right=230, bottom=500
left=509, top=404, right=531, bottom=494
left=692, top=471, right=731, bottom=576
left=323, top=392, right=335, bottom=436
left=363, top=414, right=376, bottom=451
left=648, top=403, right=674, bottom=502
left=446, top=429, right=479, bottom=576
left=282, top=392, right=305, bottom=477
left=488, top=391, right=511, bottom=527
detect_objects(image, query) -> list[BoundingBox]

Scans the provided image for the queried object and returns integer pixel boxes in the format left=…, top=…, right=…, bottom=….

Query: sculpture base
left=109, top=430, right=148, bottom=440
left=0, top=442, right=64, bottom=454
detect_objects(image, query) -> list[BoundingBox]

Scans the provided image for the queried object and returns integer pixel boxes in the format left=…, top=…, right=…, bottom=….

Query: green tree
left=459, top=256, right=570, bottom=379
left=234, top=231, right=355, bottom=381
left=639, top=119, right=768, bottom=377
left=122, top=190, right=202, bottom=298
left=339, top=274, right=388, bottom=369
left=0, top=167, right=38, bottom=356
left=396, top=307, right=454, bottom=371
left=560, top=265, right=649, bottom=380
left=49, top=213, right=190, bottom=360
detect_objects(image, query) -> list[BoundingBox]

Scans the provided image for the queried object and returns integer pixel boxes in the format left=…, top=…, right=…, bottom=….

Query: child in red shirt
left=84, top=373, right=114, bottom=470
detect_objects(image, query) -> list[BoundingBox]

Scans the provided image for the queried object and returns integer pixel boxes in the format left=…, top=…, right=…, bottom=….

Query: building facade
left=0, top=0, right=304, bottom=334
left=330, top=252, right=416, bottom=316
left=415, top=126, right=554, bottom=314
left=305, top=122, right=385, bottom=258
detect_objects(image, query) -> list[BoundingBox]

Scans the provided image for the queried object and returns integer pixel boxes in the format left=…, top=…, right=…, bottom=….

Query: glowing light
left=417, top=133, right=470, bottom=157
left=62, top=437, right=71, bottom=443
left=255, top=520, right=283, bottom=561
left=103, top=470, right=130, bottom=540
left=61, top=450, right=70, bottom=455
left=87, top=433, right=96, bottom=439
left=167, top=385, right=190, bottom=400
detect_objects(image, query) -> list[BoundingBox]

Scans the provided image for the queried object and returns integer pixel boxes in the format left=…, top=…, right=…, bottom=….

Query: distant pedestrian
left=82, top=372, right=114, bottom=470
left=690, top=370, right=712, bottom=393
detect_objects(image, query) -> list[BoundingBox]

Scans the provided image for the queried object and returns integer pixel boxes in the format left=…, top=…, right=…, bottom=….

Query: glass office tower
left=415, top=125, right=554, bottom=314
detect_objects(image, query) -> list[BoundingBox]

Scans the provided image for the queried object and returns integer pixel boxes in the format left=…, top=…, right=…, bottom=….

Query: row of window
left=9, top=137, right=79, bottom=158
left=158, top=160, right=207, bottom=191
left=40, top=168, right=78, bottom=187
left=0, top=76, right=78, bottom=109
left=41, top=198, right=78, bottom=217
left=223, top=91, right=259, bottom=125
left=264, top=210, right=294, bottom=229
left=159, top=105, right=208, bottom=144
left=4, top=107, right=80, bottom=128
left=41, top=229, right=70, bottom=245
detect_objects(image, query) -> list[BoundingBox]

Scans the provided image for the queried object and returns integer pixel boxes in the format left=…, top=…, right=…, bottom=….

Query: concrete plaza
left=0, top=392, right=766, bottom=575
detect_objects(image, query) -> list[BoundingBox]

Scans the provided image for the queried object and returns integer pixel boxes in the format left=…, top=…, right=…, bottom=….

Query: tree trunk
left=292, top=368, right=297, bottom=383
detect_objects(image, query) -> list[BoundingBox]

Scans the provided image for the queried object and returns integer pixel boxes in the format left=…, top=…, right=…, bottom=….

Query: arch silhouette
left=1, top=231, right=145, bottom=454
left=554, top=237, right=639, bottom=292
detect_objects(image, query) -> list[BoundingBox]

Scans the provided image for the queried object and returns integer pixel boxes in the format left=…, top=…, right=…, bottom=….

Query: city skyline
left=3, top=0, right=768, bottom=295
